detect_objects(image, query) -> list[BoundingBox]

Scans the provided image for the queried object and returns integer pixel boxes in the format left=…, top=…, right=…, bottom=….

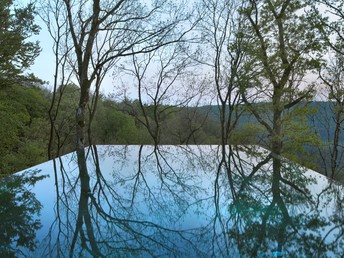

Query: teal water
left=1, top=145, right=343, bottom=257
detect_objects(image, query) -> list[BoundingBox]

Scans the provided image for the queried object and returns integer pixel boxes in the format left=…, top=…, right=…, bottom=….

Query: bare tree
left=311, top=0, right=344, bottom=179
left=39, top=0, right=74, bottom=159
left=312, top=49, right=344, bottom=179
left=41, top=0, right=194, bottom=174
left=119, top=42, right=200, bottom=145
left=197, top=0, right=246, bottom=147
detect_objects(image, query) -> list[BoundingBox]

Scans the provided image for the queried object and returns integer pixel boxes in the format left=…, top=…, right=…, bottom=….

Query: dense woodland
left=0, top=0, right=343, bottom=182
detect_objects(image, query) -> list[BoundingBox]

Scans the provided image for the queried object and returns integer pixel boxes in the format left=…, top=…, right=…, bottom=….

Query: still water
left=1, top=145, right=343, bottom=257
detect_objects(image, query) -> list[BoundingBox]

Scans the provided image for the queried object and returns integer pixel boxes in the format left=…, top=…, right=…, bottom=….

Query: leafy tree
left=0, top=84, right=50, bottom=175
left=0, top=0, right=47, bottom=175
left=0, top=0, right=40, bottom=88
left=239, top=0, right=322, bottom=160
left=92, top=99, right=140, bottom=144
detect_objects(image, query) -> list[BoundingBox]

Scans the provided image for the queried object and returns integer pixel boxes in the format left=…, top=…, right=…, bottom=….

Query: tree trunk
left=76, top=102, right=89, bottom=185
left=331, top=107, right=343, bottom=178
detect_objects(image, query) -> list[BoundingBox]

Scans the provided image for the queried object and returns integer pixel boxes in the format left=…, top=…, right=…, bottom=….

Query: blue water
left=1, top=145, right=343, bottom=257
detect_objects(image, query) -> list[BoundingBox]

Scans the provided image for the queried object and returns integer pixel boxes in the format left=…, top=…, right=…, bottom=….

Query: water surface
left=1, top=145, right=343, bottom=257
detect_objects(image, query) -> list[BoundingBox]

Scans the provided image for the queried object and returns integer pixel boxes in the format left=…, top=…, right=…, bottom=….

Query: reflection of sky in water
left=3, top=145, right=344, bottom=257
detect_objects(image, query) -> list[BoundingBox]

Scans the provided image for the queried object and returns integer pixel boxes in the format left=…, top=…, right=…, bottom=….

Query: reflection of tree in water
left=213, top=145, right=344, bottom=257
left=36, top=145, right=344, bottom=257
left=43, top=145, right=211, bottom=257
left=0, top=170, right=47, bottom=256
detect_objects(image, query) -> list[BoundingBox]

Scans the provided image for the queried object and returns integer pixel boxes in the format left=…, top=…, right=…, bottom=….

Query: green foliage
left=0, top=0, right=40, bottom=88
left=282, top=105, right=320, bottom=167
left=0, top=0, right=46, bottom=175
left=92, top=99, right=141, bottom=144
left=0, top=83, right=341, bottom=181
left=0, top=84, right=50, bottom=175
left=0, top=0, right=341, bottom=183
left=48, top=83, right=80, bottom=156
left=230, top=123, right=266, bottom=145
left=161, top=108, right=220, bottom=144
left=238, top=0, right=323, bottom=161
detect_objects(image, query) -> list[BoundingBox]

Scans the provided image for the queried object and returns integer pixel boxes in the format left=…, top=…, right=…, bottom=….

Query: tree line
left=0, top=0, right=343, bottom=181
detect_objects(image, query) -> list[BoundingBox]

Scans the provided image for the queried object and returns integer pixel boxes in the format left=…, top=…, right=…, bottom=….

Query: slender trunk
left=220, top=102, right=227, bottom=147
left=271, top=157, right=283, bottom=258
left=76, top=105, right=86, bottom=152
left=331, top=108, right=343, bottom=178
left=76, top=74, right=91, bottom=174
left=272, top=157, right=281, bottom=195
left=272, top=85, right=283, bottom=157
left=76, top=104, right=90, bottom=181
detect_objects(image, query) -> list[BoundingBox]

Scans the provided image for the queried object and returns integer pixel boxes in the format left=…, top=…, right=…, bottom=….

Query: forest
left=0, top=0, right=343, bottom=183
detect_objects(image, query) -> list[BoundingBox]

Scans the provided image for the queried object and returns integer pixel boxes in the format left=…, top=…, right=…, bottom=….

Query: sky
left=22, top=0, right=335, bottom=101
left=29, top=25, right=117, bottom=95
left=21, top=0, right=117, bottom=95
left=30, top=22, right=55, bottom=89
left=23, top=0, right=200, bottom=102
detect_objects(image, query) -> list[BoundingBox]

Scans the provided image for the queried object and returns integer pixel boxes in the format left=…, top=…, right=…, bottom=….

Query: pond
left=0, top=145, right=343, bottom=257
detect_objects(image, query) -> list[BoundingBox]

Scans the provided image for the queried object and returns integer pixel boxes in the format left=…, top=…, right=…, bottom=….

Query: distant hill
left=195, top=101, right=344, bottom=182
left=197, top=101, right=343, bottom=144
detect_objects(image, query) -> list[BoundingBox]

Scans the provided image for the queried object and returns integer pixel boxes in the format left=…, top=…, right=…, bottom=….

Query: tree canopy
left=0, top=0, right=343, bottom=182
left=0, top=0, right=40, bottom=88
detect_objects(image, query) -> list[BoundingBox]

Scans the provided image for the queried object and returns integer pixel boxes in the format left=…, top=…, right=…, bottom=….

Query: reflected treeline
left=214, top=145, right=344, bottom=257
left=7, top=145, right=344, bottom=257
left=0, top=170, right=47, bottom=257
left=39, top=145, right=214, bottom=257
